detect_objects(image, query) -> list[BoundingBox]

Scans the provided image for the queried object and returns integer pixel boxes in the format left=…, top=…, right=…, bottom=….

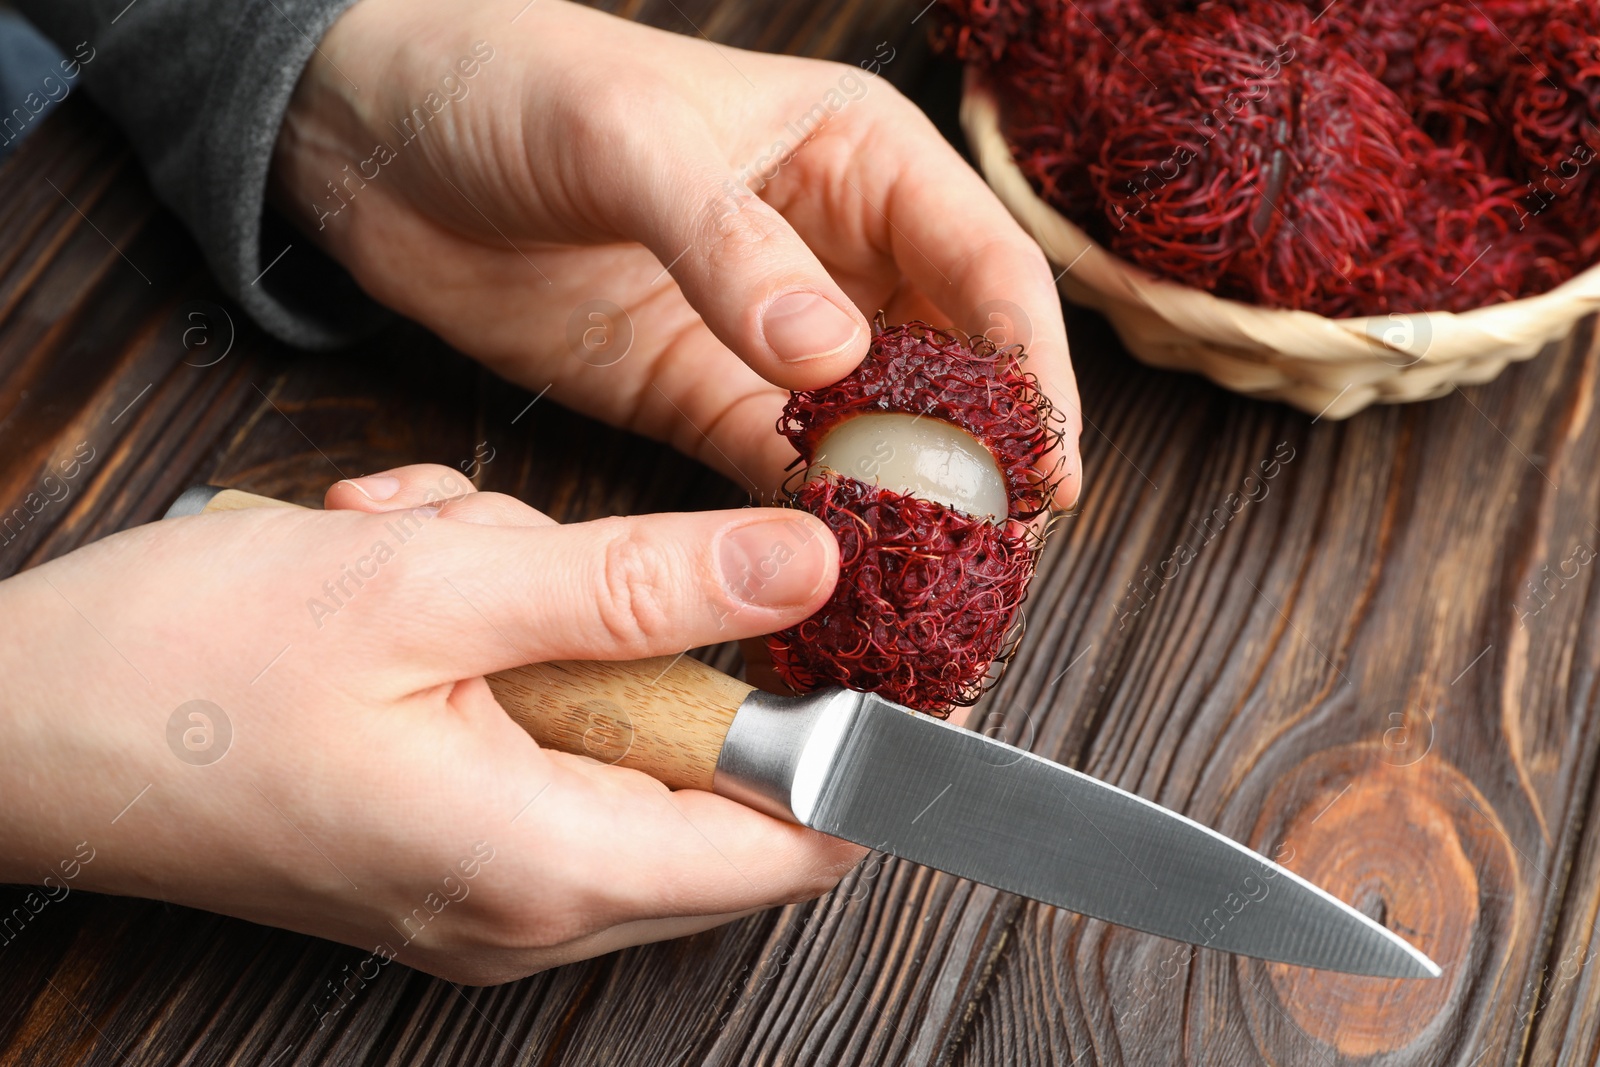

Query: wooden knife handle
left=179, top=487, right=756, bottom=791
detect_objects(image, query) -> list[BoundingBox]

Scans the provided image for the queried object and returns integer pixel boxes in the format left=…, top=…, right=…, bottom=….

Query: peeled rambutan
left=764, top=318, right=1063, bottom=717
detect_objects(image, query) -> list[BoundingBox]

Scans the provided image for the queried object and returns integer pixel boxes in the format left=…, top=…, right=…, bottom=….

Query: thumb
left=370, top=506, right=840, bottom=684
left=616, top=131, right=870, bottom=389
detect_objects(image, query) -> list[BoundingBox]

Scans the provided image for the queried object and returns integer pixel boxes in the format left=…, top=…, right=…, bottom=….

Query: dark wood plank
left=1524, top=743, right=1600, bottom=1067
left=3, top=0, right=1600, bottom=1064
left=951, top=318, right=1600, bottom=1065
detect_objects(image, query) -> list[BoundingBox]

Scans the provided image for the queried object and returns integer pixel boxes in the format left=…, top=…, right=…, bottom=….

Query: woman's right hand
left=0, top=464, right=860, bottom=985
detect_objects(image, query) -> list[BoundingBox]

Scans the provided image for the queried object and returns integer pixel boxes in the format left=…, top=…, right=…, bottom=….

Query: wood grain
left=488, top=658, right=753, bottom=791
left=2, top=1, right=1600, bottom=1065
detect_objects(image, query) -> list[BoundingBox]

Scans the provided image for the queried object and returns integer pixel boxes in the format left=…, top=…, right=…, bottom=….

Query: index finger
left=850, top=99, right=1083, bottom=509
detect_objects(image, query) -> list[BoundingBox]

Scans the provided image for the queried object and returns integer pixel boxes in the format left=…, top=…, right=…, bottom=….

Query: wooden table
left=3, top=2, right=1599, bottom=1064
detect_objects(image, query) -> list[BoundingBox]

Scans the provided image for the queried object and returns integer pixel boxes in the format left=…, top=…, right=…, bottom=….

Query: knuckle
left=860, top=81, right=923, bottom=132
left=813, top=844, right=866, bottom=893
left=490, top=904, right=574, bottom=951
left=341, top=520, right=447, bottom=626
left=866, top=76, right=913, bottom=112
left=803, top=868, right=847, bottom=900
left=704, top=200, right=793, bottom=264
left=1013, top=236, right=1051, bottom=274
left=950, top=234, right=1047, bottom=294
left=468, top=877, right=604, bottom=953
left=593, top=528, right=682, bottom=654
left=777, top=837, right=865, bottom=904
left=778, top=869, right=845, bottom=906
left=430, top=467, right=476, bottom=501
left=573, top=73, right=686, bottom=161
left=438, top=491, right=522, bottom=524
left=989, top=233, right=1045, bottom=272
left=429, top=958, right=547, bottom=986
left=410, top=463, right=470, bottom=493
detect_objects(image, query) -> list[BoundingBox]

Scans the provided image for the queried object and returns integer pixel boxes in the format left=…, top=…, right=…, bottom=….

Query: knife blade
left=785, top=691, right=1439, bottom=978
left=166, top=485, right=1440, bottom=979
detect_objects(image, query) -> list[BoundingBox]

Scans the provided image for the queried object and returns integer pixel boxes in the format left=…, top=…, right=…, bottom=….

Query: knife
left=165, top=484, right=1440, bottom=979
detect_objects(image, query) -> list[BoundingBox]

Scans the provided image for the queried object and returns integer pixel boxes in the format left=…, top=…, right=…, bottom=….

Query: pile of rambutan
left=764, top=319, right=1063, bottom=717
left=936, top=0, right=1600, bottom=317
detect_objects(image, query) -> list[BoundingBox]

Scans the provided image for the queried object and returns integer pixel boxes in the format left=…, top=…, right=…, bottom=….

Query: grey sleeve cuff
left=15, top=0, right=391, bottom=349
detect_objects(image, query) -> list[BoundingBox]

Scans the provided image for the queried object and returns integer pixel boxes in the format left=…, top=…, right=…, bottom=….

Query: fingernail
left=762, top=292, right=861, bottom=363
left=346, top=475, right=401, bottom=501
left=1061, top=453, right=1083, bottom=509
left=719, top=517, right=833, bottom=608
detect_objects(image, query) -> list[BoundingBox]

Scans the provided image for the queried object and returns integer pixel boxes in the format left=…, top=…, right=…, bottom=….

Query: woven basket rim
left=961, top=69, right=1600, bottom=370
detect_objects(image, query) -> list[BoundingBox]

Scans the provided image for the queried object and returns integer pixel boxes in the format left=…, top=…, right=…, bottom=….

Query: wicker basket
left=960, top=71, right=1600, bottom=419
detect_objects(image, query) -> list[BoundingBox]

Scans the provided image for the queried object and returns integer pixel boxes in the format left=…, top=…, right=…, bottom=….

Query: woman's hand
left=270, top=0, right=1082, bottom=503
left=0, top=465, right=859, bottom=984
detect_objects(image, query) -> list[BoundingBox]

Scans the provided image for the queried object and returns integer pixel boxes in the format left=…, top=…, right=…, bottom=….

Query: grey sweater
left=16, top=0, right=389, bottom=348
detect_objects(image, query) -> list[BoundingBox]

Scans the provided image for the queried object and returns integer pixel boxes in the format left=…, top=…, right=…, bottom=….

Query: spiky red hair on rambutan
left=937, top=0, right=1600, bottom=315
left=764, top=319, right=1064, bottom=716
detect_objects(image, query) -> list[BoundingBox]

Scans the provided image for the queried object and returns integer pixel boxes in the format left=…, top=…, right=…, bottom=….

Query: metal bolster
left=712, top=687, right=866, bottom=824
left=164, top=485, right=227, bottom=520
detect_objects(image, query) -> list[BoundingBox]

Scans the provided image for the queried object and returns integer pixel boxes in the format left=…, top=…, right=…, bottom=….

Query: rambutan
left=939, top=0, right=1600, bottom=315
left=764, top=319, right=1063, bottom=716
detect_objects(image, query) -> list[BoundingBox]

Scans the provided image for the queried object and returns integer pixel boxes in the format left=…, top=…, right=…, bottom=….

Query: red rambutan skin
left=765, top=319, right=1063, bottom=716
left=1499, top=3, right=1600, bottom=256
left=777, top=319, right=1061, bottom=523
left=937, top=0, right=1600, bottom=315
left=1086, top=4, right=1452, bottom=315
left=764, top=477, right=1037, bottom=716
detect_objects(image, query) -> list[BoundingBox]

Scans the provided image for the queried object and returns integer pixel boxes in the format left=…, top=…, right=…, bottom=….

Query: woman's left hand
left=270, top=0, right=1082, bottom=503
